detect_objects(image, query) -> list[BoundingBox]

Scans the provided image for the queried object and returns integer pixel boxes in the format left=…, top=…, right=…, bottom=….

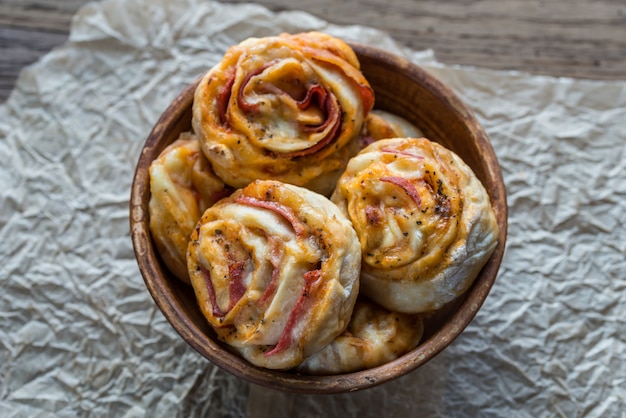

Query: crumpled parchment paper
left=1, top=0, right=625, bottom=416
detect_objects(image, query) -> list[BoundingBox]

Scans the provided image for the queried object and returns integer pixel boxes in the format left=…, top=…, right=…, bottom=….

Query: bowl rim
left=129, top=42, right=508, bottom=394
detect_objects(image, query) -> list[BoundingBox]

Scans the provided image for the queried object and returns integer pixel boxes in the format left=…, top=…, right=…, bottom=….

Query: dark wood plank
left=1, top=0, right=625, bottom=102
left=224, top=0, right=626, bottom=79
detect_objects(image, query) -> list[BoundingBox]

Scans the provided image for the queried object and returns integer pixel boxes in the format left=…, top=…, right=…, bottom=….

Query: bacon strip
left=264, top=269, right=323, bottom=357
left=380, top=176, right=423, bottom=208
left=235, top=195, right=308, bottom=238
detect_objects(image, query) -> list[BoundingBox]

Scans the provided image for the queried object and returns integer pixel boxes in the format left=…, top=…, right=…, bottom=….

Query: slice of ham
left=217, top=72, right=235, bottom=126
left=201, top=259, right=248, bottom=317
left=227, top=260, right=247, bottom=311
left=296, top=84, right=326, bottom=114
left=258, top=236, right=283, bottom=305
left=299, top=46, right=374, bottom=117
left=264, top=269, right=323, bottom=357
left=201, top=265, right=225, bottom=318
left=282, top=91, right=341, bottom=158
left=235, top=195, right=308, bottom=238
left=380, top=176, right=423, bottom=208
left=380, top=146, right=425, bottom=160
left=233, top=63, right=343, bottom=158
left=236, top=62, right=275, bottom=113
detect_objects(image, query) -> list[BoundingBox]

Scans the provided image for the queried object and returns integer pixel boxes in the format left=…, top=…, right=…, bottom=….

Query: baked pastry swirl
left=148, top=133, right=231, bottom=283
left=187, top=180, right=361, bottom=369
left=297, top=297, right=423, bottom=375
left=360, top=110, right=423, bottom=148
left=331, top=137, right=499, bottom=313
left=192, top=32, right=374, bottom=196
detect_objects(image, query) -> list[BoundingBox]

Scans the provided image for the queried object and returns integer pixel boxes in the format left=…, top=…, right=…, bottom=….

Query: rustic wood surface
left=1, top=0, right=625, bottom=102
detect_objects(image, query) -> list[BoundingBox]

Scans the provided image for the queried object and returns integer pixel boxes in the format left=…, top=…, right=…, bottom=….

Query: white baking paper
left=0, top=0, right=624, bottom=416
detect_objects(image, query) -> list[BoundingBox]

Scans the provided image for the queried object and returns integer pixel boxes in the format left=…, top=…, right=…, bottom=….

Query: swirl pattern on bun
left=297, top=297, right=423, bottom=374
left=187, top=180, right=361, bottom=369
left=192, top=32, right=374, bottom=195
left=331, top=137, right=499, bottom=313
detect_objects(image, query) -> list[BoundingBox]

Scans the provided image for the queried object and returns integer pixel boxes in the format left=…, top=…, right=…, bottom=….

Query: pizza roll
left=296, top=297, right=423, bottom=375
left=192, top=31, right=374, bottom=196
left=331, top=137, right=499, bottom=313
left=360, top=110, right=423, bottom=148
left=149, top=133, right=232, bottom=283
left=187, top=180, right=361, bottom=369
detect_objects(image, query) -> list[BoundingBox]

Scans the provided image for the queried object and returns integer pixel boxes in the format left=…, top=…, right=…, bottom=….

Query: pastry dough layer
left=187, top=180, right=361, bottom=369
left=297, top=298, right=423, bottom=375
left=149, top=133, right=231, bottom=283
left=332, top=137, right=499, bottom=313
left=360, top=110, right=423, bottom=148
left=192, top=32, right=374, bottom=195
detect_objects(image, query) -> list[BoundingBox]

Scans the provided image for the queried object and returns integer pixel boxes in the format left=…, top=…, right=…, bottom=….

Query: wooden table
left=1, top=0, right=625, bottom=102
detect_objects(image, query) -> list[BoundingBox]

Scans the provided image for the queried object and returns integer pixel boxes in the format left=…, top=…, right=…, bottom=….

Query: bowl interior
left=130, top=43, right=508, bottom=394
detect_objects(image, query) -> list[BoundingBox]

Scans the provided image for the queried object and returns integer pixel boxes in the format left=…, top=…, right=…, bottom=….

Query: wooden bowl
left=129, top=43, right=508, bottom=394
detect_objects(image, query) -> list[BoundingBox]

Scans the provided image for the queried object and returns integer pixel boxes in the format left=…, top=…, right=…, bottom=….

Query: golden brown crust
left=359, top=110, right=423, bottom=147
left=148, top=133, right=231, bottom=283
left=187, top=180, right=361, bottom=369
left=331, top=137, right=499, bottom=313
left=192, top=32, right=374, bottom=195
left=296, top=298, right=423, bottom=374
